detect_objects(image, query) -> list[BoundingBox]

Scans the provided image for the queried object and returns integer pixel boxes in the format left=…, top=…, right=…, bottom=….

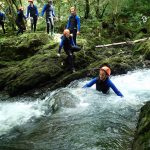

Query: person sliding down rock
left=57, top=29, right=81, bottom=73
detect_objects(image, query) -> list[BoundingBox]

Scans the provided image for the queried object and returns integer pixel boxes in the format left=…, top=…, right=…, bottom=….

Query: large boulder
left=0, top=33, right=49, bottom=61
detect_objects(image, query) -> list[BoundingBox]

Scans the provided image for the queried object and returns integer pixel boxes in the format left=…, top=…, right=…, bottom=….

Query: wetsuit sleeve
left=26, top=6, right=30, bottom=18
left=107, top=79, right=123, bottom=97
left=66, top=16, right=71, bottom=29
left=58, top=37, right=64, bottom=54
left=52, top=6, right=55, bottom=17
left=3, top=13, right=6, bottom=20
left=76, top=15, right=80, bottom=32
left=41, top=5, right=47, bottom=16
left=83, top=77, right=97, bottom=88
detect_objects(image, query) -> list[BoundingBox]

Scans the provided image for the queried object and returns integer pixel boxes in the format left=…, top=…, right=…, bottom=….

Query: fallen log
left=96, top=37, right=150, bottom=48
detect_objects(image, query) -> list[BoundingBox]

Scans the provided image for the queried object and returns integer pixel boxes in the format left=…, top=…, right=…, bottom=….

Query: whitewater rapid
left=0, top=69, right=149, bottom=150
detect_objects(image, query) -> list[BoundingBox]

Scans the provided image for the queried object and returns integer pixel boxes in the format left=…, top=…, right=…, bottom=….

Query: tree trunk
left=100, top=2, right=109, bottom=19
left=95, top=0, right=100, bottom=18
left=96, top=37, right=150, bottom=48
left=4, top=0, right=22, bottom=30
left=58, top=5, right=61, bottom=21
left=84, top=0, right=90, bottom=19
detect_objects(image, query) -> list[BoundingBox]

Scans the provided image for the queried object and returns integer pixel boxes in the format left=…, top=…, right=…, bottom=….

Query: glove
left=57, top=53, right=60, bottom=57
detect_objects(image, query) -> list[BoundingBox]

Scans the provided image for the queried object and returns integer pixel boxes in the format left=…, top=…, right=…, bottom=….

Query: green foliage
left=0, top=0, right=23, bottom=30
left=0, top=0, right=149, bottom=37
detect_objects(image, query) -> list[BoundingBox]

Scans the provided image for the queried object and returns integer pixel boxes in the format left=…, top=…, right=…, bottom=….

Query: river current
left=0, top=69, right=150, bottom=150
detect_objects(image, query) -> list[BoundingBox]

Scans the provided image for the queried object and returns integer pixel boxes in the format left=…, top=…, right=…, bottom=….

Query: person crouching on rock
left=57, top=29, right=81, bottom=73
left=83, top=65, right=124, bottom=97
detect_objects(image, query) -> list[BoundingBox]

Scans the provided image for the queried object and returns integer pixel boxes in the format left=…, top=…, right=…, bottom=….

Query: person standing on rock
left=16, top=7, right=26, bottom=35
left=41, top=0, right=55, bottom=35
left=66, top=7, right=80, bottom=45
left=27, top=0, right=39, bottom=32
left=57, top=29, right=81, bottom=73
left=83, top=65, right=123, bottom=97
left=0, top=11, right=6, bottom=34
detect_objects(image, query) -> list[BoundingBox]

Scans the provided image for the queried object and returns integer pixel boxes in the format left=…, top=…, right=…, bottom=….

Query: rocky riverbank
left=0, top=32, right=150, bottom=96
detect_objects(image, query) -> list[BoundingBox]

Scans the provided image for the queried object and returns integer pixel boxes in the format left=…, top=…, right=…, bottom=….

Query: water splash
left=0, top=99, right=47, bottom=136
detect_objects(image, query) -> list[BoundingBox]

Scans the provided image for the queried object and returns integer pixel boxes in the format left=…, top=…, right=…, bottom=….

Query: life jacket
left=28, top=5, right=37, bottom=17
left=63, top=36, right=72, bottom=52
left=45, top=4, right=54, bottom=18
left=96, top=77, right=110, bottom=94
left=69, top=15, right=77, bottom=30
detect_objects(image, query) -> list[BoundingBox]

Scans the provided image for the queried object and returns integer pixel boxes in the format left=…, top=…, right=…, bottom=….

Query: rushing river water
left=0, top=69, right=150, bottom=150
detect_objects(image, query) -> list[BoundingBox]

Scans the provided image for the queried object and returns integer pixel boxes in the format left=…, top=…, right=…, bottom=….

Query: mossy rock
left=132, top=101, right=150, bottom=150
left=0, top=33, right=49, bottom=61
left=0, top=66, right=20, bottom=90
left=6, top=54, right=63, bottom=96
left=133, top=40, right=150, bottom=60
left=0, top=35, right=63, bottom=96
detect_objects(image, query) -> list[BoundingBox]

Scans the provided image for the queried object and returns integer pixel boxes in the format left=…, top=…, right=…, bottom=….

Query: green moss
left=6, top=54, right=63, bottom=96
left=132, top=101, right=150, bottom=150
left=133, top=40, right=150, bottom=60
left=0, top=33, right=50, bottom=61
left=0, top=17, right=149, bottom=96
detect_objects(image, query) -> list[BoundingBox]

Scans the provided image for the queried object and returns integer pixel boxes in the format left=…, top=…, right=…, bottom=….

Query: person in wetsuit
left=41, top=0, right=55, bottom=35
left=27, top=0, right=38, bottom=32
left=83, top=66, right=123, bottom=97
left=57, top=29, right=81, bottom=73
left=16, top=7, right=26, bottom=35
left=66, top=7, right=80, bottom=45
